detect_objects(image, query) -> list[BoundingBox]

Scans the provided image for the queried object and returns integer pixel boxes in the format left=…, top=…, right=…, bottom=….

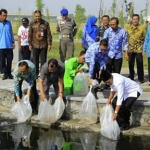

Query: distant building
left=7, top=14, right=57, bottom=22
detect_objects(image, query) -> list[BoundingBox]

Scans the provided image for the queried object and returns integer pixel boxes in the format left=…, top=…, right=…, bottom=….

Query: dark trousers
left=33, top=48, right=47, bottom=75
left=0, top=49, right=13, bottom=76
left=21, top=46, right=31, bottom=60
left=148, top=58, right=150, bottom=82
left=14, top=80, right=38, bottom=111
left=106, top=57, right=122, bottom=73
left=92, top=62, right=102, bottom=83
left=112, top=92, right=140, bottom=127
left=128, top=52, right=144, bottom=81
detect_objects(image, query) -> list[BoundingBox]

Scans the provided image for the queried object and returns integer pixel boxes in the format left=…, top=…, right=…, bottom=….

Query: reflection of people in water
left=38, top=129, right=64, bottom=150
left=10, top=123, right=32, bottom=149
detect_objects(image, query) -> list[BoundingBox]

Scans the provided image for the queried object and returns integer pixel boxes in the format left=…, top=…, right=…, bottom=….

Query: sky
left=0, top=0, right=149, bottom=16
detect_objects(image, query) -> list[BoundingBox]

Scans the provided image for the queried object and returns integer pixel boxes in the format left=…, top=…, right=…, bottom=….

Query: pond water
left=0, top=122, right=150, bottom=150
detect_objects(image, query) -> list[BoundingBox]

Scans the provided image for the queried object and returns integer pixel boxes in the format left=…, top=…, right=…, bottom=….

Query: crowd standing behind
left=0, top=8, right=148, bottom=132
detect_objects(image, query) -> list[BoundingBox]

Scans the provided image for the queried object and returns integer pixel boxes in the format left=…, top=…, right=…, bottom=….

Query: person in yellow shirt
left=125, top=14, right=146, bottom=83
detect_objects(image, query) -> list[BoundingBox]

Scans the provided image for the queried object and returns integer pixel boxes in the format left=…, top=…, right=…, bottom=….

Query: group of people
left=0, top=7, right=146, bottom=130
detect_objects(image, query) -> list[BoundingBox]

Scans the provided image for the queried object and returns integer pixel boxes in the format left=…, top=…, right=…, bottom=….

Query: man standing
left=125, top=14, right=146, bottom=83
left=56, top=8, right=77, bottom=62
left=96, top=15, right=110, bottom=41
left=28, top=10, right=52, bottom=77
left=103, top=17, right=128, bottom=74
left=64, top=51, right=86, bottom=95
left=85, top=39, right=109, bottom=98
left=39, top=58, right=64, bottom=101
left=18, top=17, right=30, bottom=60
left=13, top=60, right=38, bottom=114
left=0, top=9, right=15, bottom=80
left=101, top=70, right=142, bottom=130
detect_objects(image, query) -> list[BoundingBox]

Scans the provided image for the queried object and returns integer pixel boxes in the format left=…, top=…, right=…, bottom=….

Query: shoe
left=120, top=124, right=130, bottom=131
left=8, top=74, right=13, bottom=79
left=139, top=80, right=144, bottom=83
left=2, top=74, right=8, bottom=80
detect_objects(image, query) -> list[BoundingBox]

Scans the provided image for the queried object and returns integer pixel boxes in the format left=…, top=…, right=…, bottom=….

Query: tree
left=46, top=8, right=50, bottom=23
left=35, top=0, right=44, bottom=14
left=74, top=4, right=86, bottom=39
left=118, top=1, right=125, bottom=27
left=111, top=0, right=117, bottom=17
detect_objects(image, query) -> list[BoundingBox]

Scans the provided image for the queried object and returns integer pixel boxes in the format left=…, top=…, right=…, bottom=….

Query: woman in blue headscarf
left=82, top=16, right=98, bottom=51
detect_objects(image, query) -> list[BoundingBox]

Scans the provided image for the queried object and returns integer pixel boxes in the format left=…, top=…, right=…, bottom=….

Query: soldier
left=56, top=8, right=77, bottom=62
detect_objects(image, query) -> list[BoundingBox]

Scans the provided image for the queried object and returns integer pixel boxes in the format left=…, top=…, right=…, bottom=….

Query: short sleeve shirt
left=40, top=62, right=64, bottom=83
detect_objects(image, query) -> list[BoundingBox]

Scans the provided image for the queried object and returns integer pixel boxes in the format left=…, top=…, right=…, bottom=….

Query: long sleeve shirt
left=143, top=28, right=150, bottom=58
left=13, top=60, right=36, bottom=96
left=28, top=19, right=52, bottom=49
left=64, top=57, right=83, bottom=88
left=0, top=20, right=14, bottom=49
left=82, top=25, right=96, bottom=49
left=110, top=73, right=142, bottom=105
left=103, top=27, right=128, bottom=59
left=85, top=42, right=108, bottom=77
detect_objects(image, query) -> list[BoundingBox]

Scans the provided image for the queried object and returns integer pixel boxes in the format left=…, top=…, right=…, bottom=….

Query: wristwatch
left=115, top=110, right=118, bottom=114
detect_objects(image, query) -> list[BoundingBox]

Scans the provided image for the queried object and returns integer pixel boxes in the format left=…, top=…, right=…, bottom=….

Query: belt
left=62, top=34, right=70, bottom=38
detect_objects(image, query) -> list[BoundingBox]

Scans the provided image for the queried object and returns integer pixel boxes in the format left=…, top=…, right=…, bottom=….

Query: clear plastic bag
left=100, top=105, right=120, bottom=140
left=73, top=72, right=89, bottom=96
left=78, top=87, right=97, bottom=124
left=38, top=97, right=65, bottom=123
left=11, top=95, right=32, bottom=123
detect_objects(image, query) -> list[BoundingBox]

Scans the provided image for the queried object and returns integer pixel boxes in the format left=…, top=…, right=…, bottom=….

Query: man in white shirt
left=101, top=70, right=142, bottom=130
left=18, top=17, right=31, bottom=60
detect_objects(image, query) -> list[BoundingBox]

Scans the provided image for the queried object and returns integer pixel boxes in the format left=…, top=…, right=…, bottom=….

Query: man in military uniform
left=56, top=8, right=77, bottom=62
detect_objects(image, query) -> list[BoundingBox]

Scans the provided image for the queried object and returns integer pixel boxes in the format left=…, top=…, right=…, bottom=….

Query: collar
left=131, top=24, right=140, bottom=29
left=110, top=26, right=121, bottom=33
left=33, top=19, right=44, bottom=24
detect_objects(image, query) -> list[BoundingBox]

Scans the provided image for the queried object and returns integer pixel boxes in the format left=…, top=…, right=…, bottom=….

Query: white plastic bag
left=38, top=99, right=55, bottom=123
left=78, top=87, right=97, bottom=124
left=73, top=72, right=88, bottom=96
left=11, top=95, right=32, bottom=123
left=92, top=79, right=99, bottom=88
left=38, top=97, right=65, bottom=123
left=100, top=105, right=120, bottom=140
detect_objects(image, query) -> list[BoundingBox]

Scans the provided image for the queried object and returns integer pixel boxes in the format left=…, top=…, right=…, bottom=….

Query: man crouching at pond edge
left=13, top=60, right=38, bottom=114
left=101, top=70, right=142, bottom=130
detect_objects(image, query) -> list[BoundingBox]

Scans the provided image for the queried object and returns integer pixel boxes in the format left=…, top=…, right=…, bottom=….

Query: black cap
left=101, top=70, right=111, bottom=82
left=22, top=17, right=29, bottom=23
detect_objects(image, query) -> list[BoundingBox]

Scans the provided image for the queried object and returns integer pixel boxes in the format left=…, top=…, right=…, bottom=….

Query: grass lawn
left=47, top=40, right=148, bottom=68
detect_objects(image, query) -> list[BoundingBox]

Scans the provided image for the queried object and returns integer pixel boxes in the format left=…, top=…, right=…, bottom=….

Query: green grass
left=48, top=40, right=148, bottom=68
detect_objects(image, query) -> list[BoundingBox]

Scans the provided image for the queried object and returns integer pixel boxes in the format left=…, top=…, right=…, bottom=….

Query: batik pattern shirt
left=13, top=60, right=36, bottom=96
left=85, top=42, right=108, bottom=77
left=103, top=27, right=128, bottom=59
left=125, top=24, right=146, bottom=53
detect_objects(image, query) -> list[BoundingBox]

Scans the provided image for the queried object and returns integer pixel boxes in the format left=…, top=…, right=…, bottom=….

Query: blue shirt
left=0, top=20, right=14, bottom=49
left=82, top=25, right=96, bottom=49
left=103, top=27, right=128, bottom=59
left=13, top=60, right=36, bottom=96
left=85, top=42, right=108, bottom=77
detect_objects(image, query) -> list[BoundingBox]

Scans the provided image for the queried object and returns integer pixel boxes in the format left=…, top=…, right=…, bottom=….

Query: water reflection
left=99, top=136, right=117, bottom=150
left=0, top=124, right=149, bottom=149
left=79, top=132, right=97, bottom=150
left=38, top=129, right=64, bottom=150
left=10, top=123, right=32, bottom=149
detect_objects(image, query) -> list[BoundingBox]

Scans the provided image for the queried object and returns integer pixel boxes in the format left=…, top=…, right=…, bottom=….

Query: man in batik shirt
left=125, top=14, right=146, bottom=83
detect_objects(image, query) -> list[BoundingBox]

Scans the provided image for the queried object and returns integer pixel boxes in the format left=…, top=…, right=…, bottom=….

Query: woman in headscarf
left=82, top=16, right=98, bottom=51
